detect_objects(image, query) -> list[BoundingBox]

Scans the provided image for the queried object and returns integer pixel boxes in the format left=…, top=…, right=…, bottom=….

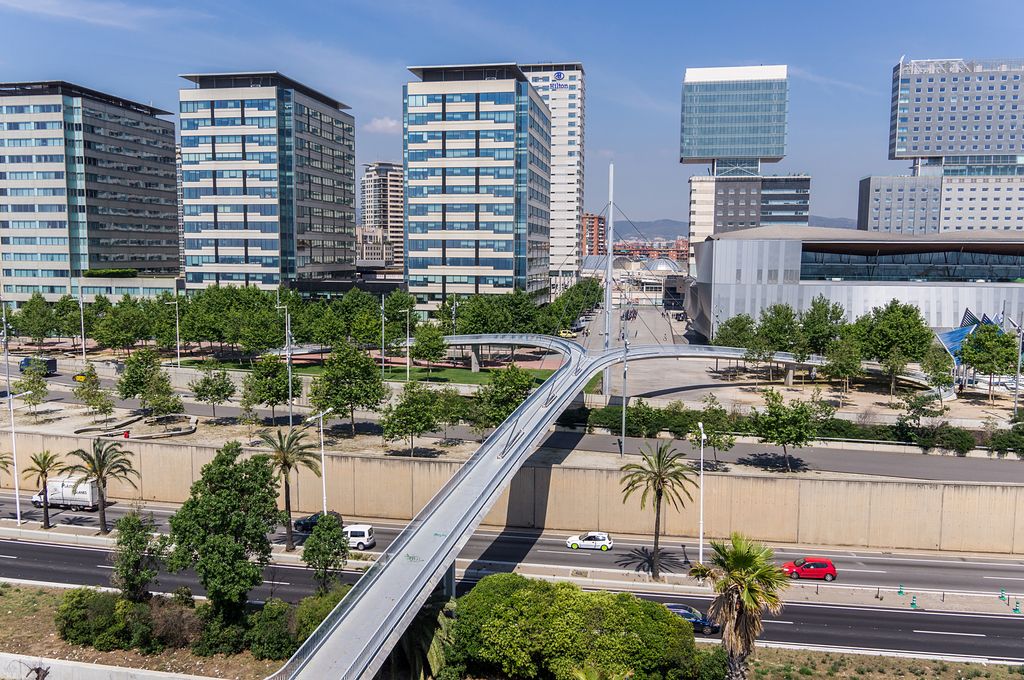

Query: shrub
left=662, top=402, right=700, bottom=439
left=693, top=646, right=728, bottom=680
left=150, top=596, right=202, bottom=649
left=295, top=585, right=351, bottom=643
left=172, top=585, right=195, bottom=609
left=245, top=598, right=297, bottom=661
left=990, top=425, right=1024, bottom=459
left=556, top=406, right=589, bottom=427
left=192, top=604, right=247, bottom=657
left=933, top=425, right=975, bottom=456
left=54, top=588, right=118, bottom=647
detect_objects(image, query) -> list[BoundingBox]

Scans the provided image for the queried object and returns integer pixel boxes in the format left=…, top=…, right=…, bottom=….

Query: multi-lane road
left=1, top=536, right=1022, bottom=663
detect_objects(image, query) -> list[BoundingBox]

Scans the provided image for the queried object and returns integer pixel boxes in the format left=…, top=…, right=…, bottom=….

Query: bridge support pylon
left=440, top=563, right=456, bottom=599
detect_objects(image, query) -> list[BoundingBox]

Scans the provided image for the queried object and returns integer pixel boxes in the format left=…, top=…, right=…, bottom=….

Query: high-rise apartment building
left=522, top=63, right=585, bottom=294
left=404, top=63, right=552, bottom=314
left=581, top=212, right=605, bottom=255
left=179, top=72, right=356, bottom=291
left=0, top=81, right=179, bottom=303
left=680, top=65, right=809, bottom=271
left=360, top=161, right=404, bottom=267
left=860, top=58, right=1024, bottom=234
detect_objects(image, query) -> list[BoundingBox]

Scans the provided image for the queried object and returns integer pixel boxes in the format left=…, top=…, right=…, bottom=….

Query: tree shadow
left=58, top=515, right=92, bottom=526
left=615, top=546, right=690, bottom=575
left=384, top=446, right=442, bottom=459
left=688, top=460, right=730, bottom=473
left=736, top=452, right=809, bottom=473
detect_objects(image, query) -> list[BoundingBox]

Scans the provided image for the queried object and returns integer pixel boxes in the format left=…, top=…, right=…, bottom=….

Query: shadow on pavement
left=736, top=452, right=809, bottom=473
left=615, top=546, right=690, bottom=575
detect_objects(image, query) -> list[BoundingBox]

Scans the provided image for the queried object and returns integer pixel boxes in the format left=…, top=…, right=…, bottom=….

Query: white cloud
left=789, top=66, right=877, bottom=96
left=364, top=117, right=401, bottom=134
left=0, top=0, right=204, bottom=29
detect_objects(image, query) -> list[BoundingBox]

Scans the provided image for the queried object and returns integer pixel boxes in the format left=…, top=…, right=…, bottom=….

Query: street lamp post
left=306, top=407, right=334, bottom=515
left=76, top=280, right=86, bottom=364
left=697, top=421, right=706, bottom=565
left=619, top=329, right=629, bottom=458
left=380, top=295, right=386, bottom=381
left=165, top=297, right=180, bottom=368
left=406, top=308, right=411, bottom=383
left=1014, top=313, right=1023, bottom=419
left=275, top=304, right=293, bottom=426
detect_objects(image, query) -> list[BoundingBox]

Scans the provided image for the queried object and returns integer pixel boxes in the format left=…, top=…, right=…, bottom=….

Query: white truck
left=31, top=476, right=99, bottom=512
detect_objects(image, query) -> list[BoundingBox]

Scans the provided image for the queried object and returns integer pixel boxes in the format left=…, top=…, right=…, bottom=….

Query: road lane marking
left=840, top=568, right=887, bottom=573
left=764, top=620, right=793, bottom=625
left=96, top=565, right=114, bottom=569
left=263, top=580, right=290, bottom=585
left=983, top=576, right=1024, bottom=581
left=0, top=555, right=16, bottom=560
left=913, top=630, right=986, bottom=637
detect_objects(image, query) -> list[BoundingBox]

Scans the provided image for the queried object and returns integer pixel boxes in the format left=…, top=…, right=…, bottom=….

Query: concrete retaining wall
left=2, top=431, right=1023, bottom=554
left=0, top=652, right=216, bottom=680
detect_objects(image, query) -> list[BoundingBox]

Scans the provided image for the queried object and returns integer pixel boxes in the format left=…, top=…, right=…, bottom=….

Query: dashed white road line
left=764, top=620, right=793, bottom=625
left=0, top=554, right=16, bottom=560
left=912, top=630, right=985, bottom=637
left=263, top=580, right=290, bottom=585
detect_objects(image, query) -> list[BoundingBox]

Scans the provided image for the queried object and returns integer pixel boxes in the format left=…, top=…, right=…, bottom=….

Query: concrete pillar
left=784, top=365, right=795, bottom=387
left=440, top=563, right=456, bottom=598
left=470, top=346, right=481, bottom=373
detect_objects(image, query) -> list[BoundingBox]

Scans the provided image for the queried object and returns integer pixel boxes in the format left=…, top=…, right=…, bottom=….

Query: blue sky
left=1, top=0, right=1021, bottom=223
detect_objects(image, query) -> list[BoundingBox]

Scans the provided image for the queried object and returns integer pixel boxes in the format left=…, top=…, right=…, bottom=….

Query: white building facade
left=360, top=161, right=404, bottom=267
left=404, top=64, right=552, bottom=315
left=522, top=63, right=584, bottom=294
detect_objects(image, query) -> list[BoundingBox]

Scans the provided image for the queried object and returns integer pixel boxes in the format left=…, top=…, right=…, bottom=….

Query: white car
left=344, top=524, right=376, bottom=550
left=566, top=531, right=613, bottom=551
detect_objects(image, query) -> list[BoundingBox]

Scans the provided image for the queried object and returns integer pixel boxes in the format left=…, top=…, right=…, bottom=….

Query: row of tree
left=7, top=278, right=602, bottom=358
left=713, top=295, right=1020, bottom=403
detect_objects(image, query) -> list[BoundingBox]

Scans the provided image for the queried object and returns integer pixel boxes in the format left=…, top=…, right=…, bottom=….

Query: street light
left=619, top=326, right=629, bottom=458
left=380, top=294, right=386, bottom=381
left=165, top=297, right=180, bottom=369
left=75, top=279, right=86, bottom=364
left=697, top=421, right=706, bottom=565
left=305, top=407, right=334, bottom=515
left=275, top=303, right=293, bottom=426
left=406, top=308, right=411, bottom=383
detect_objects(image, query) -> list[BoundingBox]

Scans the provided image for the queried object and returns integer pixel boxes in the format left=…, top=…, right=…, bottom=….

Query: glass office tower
left=404, top=64, right=552, bottom=315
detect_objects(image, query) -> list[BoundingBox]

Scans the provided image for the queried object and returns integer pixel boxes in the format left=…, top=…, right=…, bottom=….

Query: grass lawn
left=0, top=583, right=278, bottom=679
left=183, top=357, right=556, bottom=386
left=744, top=645, right=1024, bottom=678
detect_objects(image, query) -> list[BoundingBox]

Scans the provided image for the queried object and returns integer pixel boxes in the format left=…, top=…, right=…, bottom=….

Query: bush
left=172, top=585, right=195, bottom=609
left=54, top=588, right=118, bottom=647
left=693, top=646, right=728, bottom=680
left=150, top=596, right=202, bottom=649
left=556, top=406, right=589, bottom=427
left=662, top=402, right=700, bottom=439
left=294, top=585, right=351, bottom=643
left=192, top=604, right=247, bottom=657
left=990, top=424, right=1024, bottom=459
left=245, top=598, right=297, bottom=661
left=933, top=425, right=976, bottom=456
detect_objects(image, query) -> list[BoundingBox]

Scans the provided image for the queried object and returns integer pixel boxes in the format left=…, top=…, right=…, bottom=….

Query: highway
left=1, top=538, right=1022, bottom=664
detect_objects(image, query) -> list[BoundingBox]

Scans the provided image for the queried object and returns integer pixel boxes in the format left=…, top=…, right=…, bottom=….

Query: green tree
left=94, top=294, right=149, bottom=354
left=258, top=427, right=320, bottom=552
left=117, top=348, right=160, bottom=401
left=858, top=300, right=933, bottom=397
left=619, top=441, right=695, bottom=580
left=243, top=354, right=301, bottom=423
left=689, top=394, right=735, bottom=464
left=383, top=289, right=417, bottom=348
left=61, top=439, right=139, bottom=534
left=821, top=333, right=863, bottom=401
left=239, top=305, right=285, bottom=358
left=74, top=364, right=114, bottom=423
left=13, top=358, right=48, bottom=419
left=689, top=533, right=789, bottom=680
left=111, top=511, right=163, bottom=602
left=381, top=381, right=439, bottom=456
left=921, top=342, right=954, bottom=407
left=14, top=291, right=54, bottom=346
left=53, top=294, right=83, bottom=347
left=472, top=364, right=535, bottom=430
left=188, top=362, right=237, bottom=420
left=410, top=322, right=446, bottom=376
left=308, top=343, right=388, bottom=435
left=167, top=441, right=281, bottom=623
left=301, top=511, right=348, bottom=593
left=22, top=450, right=61, bottom=529
left=800, top=295, right=846, bottom=355
left=750, top=389, right=815, bottom=473
left=959, top=324, right=1018, bottom=403
left=142, top=370, right=183, bottom=419
left=712, top=314, right=756, bottom=349
left=753, top=304, right=801, bottom=381
left=435, top=385, right=465, bottom=441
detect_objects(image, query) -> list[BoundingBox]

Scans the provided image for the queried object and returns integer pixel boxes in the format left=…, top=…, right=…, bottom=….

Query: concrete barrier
left=2, top=430, right=1023, bottom=554
left=0, top=652, right=217, bottom=680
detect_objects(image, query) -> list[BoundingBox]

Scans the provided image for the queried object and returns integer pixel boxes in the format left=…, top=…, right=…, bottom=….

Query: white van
left=343, top=524, right=376, bottom=550
left=31, top=476, right=99, bottom=512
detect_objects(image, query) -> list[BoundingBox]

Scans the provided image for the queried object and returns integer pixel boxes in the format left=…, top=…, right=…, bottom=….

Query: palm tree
left=689, top=533, right=790, bottom=680
left=23, top=450, right=61, bottom=530
left=62, top=439, right=138, bottom=534
left=619, top=441, right=695, bottom=580
left=258, top=427, right=321, bottom=552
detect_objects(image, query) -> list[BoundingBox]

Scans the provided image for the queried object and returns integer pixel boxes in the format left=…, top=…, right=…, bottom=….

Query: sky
left=1, top=0, right=1022, bottom=223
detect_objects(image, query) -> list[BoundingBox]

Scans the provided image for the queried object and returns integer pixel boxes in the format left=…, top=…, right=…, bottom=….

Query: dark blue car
left=666, top=603, right=719, bottom=635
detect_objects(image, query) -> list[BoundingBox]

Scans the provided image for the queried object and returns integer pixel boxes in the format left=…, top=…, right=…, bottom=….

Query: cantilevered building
left=404, top=63, right=552, bottom=315
left=680, top=65, right=810, bottom=271
left=860, top=58, right=1024, bottom=235
left=179, top=72, right=356, bottom=291
left=0, top=81, right=179, bottom=303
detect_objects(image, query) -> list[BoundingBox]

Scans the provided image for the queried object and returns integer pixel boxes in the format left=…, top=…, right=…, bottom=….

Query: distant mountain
left=614, top=215, right=856, bottom=240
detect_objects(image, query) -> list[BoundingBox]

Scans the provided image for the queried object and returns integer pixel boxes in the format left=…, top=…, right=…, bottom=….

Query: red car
left=782, top=556, right=837, bottom=581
